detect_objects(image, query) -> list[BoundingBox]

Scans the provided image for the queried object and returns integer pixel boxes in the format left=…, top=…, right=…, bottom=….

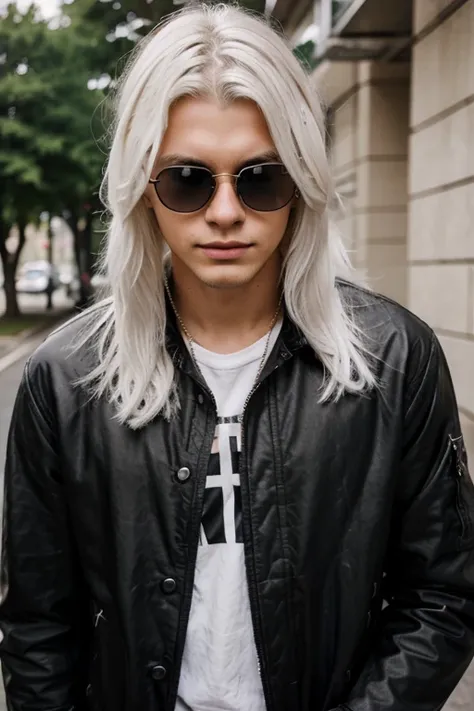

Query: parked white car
left=16, top=262, right=61, bottom=294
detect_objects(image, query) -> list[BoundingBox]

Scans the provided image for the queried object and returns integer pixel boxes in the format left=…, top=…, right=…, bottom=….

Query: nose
left=204, top=178, right=245, bottom=228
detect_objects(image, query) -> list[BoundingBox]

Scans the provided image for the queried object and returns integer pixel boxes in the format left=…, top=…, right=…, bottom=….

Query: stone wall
left=314, top=60, right=410, bottom=305
left=408, top=0, right=474, bottom=465
left=409, top=1, right=474, bottom=706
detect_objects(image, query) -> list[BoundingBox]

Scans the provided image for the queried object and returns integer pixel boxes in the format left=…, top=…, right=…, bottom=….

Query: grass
left=0, top=315, right=47, bottom=337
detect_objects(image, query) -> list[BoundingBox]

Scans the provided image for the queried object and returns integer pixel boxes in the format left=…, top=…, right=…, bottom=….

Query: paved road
left=0, top=288, right=71, bottom=316
left=0, top=356, right=28, bottom=485
left=0, top=287, right=75, bottom=319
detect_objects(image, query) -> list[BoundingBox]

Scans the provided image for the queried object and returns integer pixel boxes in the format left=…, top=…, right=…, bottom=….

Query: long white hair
left=75, top=2, right=376, bottom=429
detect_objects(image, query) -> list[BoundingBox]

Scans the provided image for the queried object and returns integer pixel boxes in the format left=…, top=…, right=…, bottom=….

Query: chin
left=196, top=264, right=259, bottom=290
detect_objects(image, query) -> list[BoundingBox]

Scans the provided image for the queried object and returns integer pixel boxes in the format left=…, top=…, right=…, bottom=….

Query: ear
left=143, top=191, right=153, bottom=209
left=291, top=189, right=300, bottom=209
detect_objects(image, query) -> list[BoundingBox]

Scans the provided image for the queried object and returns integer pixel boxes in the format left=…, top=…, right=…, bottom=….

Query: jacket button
left=161, top=578, right=176, bottom=594
left=197, top=393, right=204, bottom=405
left=176, top=467, right=191, bottom=483
left=151, top=664, right=167, bottom=681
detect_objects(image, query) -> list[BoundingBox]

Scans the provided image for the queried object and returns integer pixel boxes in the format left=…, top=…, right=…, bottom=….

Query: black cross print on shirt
left=200, top=423, right=243, bottom=546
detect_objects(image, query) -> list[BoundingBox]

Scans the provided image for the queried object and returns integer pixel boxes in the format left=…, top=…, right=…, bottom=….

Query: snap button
left=176, top=467, right=191, bottom=483
left=150, top=664, right=167, bottom=681
left=197, top=393, right=204, bottom=405
left=161, top=577, right=177, bottom=594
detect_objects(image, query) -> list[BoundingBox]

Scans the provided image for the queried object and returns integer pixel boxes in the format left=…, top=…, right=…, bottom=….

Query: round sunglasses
left=148, top=162, right=296, bottom=213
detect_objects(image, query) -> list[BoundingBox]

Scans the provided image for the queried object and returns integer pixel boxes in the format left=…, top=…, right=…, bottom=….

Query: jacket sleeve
left=0, top=358, right=90, bottom=710
left=341, top=333, right=474, bottom=711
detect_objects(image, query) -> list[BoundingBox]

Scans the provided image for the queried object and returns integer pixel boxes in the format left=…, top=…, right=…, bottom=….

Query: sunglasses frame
left=148, top=162, right=296, bottom=213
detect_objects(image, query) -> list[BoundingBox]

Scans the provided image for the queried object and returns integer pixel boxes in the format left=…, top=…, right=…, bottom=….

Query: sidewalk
left=0, top=308, right=74, bottom=373
left=0, top=290, right=76, bottom=365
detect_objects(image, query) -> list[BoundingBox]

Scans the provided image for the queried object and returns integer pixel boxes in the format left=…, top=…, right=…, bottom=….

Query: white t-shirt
left=175, top=323, right=282, bottom=711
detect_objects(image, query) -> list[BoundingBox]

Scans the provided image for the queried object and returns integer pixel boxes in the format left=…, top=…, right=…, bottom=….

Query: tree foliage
left=0, top=1, right=106, bottom=314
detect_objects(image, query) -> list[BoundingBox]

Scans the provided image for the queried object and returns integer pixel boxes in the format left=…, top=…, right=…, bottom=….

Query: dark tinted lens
left=237, top=163, right=295, bottom=211
left=154, top=166, right=215, bottom=212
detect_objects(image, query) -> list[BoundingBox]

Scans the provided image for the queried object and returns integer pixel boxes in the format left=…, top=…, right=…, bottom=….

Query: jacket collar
left=164, top=291, right=308, bottom=381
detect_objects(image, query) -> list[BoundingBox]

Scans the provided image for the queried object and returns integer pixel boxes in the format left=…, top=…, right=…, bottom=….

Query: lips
left=198, top=241, right=252, bottom=261
left=201, top=241, right=250, bottom=250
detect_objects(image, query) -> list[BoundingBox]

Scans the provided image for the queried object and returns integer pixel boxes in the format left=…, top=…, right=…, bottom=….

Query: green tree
left=293, top=40, right=318, bottom=72
left=0, top=7, right=55, bottom=316
left=0, top=3, right=105, bottom=316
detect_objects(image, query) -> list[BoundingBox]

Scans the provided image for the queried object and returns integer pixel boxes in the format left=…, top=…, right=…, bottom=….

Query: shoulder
left=26, top=299, right=111, bottom=391
left=337, top=278, right=432, bottom=340
left=336, top=279, right=436, bottom=389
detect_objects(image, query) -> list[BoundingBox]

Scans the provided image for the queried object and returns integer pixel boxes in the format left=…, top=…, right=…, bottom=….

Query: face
left=144, top=96, right=295, bottom=290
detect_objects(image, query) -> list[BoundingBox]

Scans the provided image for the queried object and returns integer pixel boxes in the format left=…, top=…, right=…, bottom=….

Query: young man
left=1, top=4, right=474, bottom=711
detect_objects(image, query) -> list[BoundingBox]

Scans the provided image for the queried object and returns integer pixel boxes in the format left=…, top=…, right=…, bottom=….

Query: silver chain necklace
left=164, top=276, right=283, bottom=411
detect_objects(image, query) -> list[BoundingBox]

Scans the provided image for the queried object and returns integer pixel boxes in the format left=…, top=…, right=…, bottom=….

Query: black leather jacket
left=2, top=282, right=474, bottom=711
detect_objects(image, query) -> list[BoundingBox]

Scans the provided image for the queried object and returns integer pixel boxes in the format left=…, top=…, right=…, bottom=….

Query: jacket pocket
left=448, top=435, right=474, bottom=550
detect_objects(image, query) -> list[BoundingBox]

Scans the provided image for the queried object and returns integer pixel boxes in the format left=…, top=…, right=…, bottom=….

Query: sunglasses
left=148, top=162, right=296, bottom=213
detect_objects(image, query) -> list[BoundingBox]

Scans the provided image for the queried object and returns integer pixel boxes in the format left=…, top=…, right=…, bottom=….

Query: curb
left=0, top=311, right=74, bottom=376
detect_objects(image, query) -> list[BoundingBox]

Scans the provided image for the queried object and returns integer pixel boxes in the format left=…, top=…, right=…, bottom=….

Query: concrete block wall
left=314, top=61, right=359, bottom=253
left=356, top=62, right=410, bottom=303
left=314, top=59, right=410, bottom=305
left=408, top=2, right=474, bottom=706
left=408, top=0, right=474, bottom=464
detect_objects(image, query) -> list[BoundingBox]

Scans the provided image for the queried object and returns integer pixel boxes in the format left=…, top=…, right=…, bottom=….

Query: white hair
left=74, top=2, right=376, bottom=429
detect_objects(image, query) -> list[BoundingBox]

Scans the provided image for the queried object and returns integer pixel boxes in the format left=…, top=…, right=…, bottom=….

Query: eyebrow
left=156, top=150, right=281, bottom=172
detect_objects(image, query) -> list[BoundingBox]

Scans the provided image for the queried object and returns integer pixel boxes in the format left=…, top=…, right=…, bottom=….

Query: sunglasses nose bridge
left=207, top=174, right=245, bottom=214
left=208, top=173, right=240, bottom=207
left=212, top=172, right=239, bottom=183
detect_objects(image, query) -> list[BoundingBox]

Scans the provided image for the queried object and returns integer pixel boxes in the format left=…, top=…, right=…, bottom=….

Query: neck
left=168, top=260, right=282, bottom=354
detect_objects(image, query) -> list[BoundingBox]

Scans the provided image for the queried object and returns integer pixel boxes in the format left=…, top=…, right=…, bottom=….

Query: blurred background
left=0, top=0, right=473, bottom=709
